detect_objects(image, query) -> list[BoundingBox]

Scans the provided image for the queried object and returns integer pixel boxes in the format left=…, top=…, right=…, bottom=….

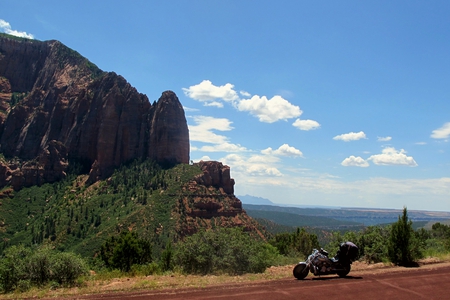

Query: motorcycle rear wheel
left=337, top=264, right=351, bottom=277
left=293, top=263, right=309, bottom=280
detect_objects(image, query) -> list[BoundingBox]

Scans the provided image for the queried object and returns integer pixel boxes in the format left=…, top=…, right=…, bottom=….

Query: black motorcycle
left=293, top=241, right=358, bottom=280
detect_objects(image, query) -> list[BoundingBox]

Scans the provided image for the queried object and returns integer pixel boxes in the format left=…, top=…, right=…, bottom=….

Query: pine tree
left=388, top=206, right=418, bottom=265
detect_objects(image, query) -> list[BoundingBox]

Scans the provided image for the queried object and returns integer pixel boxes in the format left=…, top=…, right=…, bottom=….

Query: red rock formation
left=194, top=161, right=235, bottom=194
left=0, top=33, right=189, bottom=189
left=173, top=161, right=268, bottom=240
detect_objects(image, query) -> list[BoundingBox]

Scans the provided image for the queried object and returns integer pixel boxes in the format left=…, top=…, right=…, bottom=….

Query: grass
left=0, top=264, right=297, bottom=299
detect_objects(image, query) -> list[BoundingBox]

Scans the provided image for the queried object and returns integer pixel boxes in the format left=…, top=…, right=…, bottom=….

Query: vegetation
left=387, top=207, right=423, bottom=265
left=99, top=231, right=152, bottom=272
left=269, top=227, right=319, bottom=259
left=0, top=157, right=450, bottom=296
left=173, top=227, right=279, bottom=275
left=0, top=159, right=203, bottom=260
left=0, top=245, right=87, bottom=293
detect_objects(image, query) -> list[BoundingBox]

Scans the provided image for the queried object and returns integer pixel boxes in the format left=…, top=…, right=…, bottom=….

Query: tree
left=388, top=207, right=421, bottom=265
left=100, top=231, right=152, bottom=272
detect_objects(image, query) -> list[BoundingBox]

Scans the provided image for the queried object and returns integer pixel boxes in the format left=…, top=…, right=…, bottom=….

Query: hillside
left=0, top=160, right=268, bottom=258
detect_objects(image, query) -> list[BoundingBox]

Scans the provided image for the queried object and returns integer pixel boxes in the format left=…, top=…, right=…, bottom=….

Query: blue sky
left=2, top=1, right=450, bottom=211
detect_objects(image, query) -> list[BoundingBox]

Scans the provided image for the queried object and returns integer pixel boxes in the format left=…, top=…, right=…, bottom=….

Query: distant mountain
left=238, top=195, right=274, bottom=205
left=243, top=204, right=450, bottom=226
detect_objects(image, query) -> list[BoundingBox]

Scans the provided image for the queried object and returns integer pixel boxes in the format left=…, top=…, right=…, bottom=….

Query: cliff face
left=0, top=34, right=189, bottom=189
left=175, top=161, right=267, bottom=240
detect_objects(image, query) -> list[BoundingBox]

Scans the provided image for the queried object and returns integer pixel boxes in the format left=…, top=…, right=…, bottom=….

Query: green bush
left=269, top=227, right=319, bottom=259
left=28, top=247, right=52, bottom=286
left=174, top=228, right=278, bottom=275
left=99, top=231, right=152, bottom=272
left=0, top=245, right=88, bottom=293
left=358, top=226, right=390, bottom=263
left=0, top=245, right=31, bottom=292
left=51, top=252, right=88, bottom=286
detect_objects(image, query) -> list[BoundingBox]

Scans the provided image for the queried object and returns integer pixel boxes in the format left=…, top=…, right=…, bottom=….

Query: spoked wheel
left=337, top=264, right=351, bottom=278
left=293, top=263, right=309, bottom=280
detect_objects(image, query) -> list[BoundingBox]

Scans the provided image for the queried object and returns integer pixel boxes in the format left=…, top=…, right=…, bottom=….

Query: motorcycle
left=293, top=241, right=358, bottom=280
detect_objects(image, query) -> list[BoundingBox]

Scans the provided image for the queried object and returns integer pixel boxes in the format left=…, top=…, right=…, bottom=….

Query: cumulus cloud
left=183, top=80, right=307, bottom=123
left=0, top=19, right=34, bottom=39
left=431, top=122, right=450, bottom=139
left=221, top=153, right=283, bottom=177
left=368, top=147, right=418, bottom=166
left=377, top=136, right=392, bottom=142
left=333, top=131, right=367, bottom=142
left=182, top=80, right=239, bottom=104
left=261, top=144, right=303, bottom=157
left=188, top=115, right=247, bottom=152
left=341, top=156, right=369, bottom=167
left=292, top=119, right=320, bottom=131
left=237, top=95, right=302, bottom=123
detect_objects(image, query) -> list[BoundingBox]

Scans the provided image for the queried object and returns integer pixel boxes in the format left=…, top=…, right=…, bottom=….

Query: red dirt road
left=60, top=264, right=450, bottom=300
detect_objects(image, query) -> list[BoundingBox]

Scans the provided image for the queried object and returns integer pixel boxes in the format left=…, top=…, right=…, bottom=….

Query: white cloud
left=292, top=119, right=320, bottom=131
left=221, top=153, right=283, bottom=177
left=261, top=144, right=303, bottom=157
left=197, top=143, right=247, bottom=152
left=431, top=122, right=450, bottom=139
left=368, top=147, right=418, bottom=167
left=183, top=80, right=312, bottom=124
left=183, top=106, right=199, bottom=112
left=188, top=115, right=233, bottom=144
left=377, top=136, right=392, bottom=142
left=182, top=80, right=239, bottom=104
left=0, top=19, right=34, bottom=39
left=341, top=156, right=369, bottom=167
left=188, top=115, right=247, bottom=152
left=333, top=131, right=367, bottom=142
left=237, top=95, right=302, bottom=123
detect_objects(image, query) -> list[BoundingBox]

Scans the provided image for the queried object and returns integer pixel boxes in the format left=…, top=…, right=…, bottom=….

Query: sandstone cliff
left=0, top=33, right=189, bottom=189
left=175, top=161, right=267, bottom=240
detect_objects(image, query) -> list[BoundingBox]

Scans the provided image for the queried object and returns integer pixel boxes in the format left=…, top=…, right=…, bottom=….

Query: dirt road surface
left=60, top=263, right=450, bottom=300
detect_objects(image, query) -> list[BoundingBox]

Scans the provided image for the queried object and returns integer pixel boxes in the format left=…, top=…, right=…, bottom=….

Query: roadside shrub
left=358, top=226, right=389, bottom=263
left=159, top=242, right=173, bottom=272
left=270, top=227, right=319, bottom=259
left=0, top=245, right=88, bottom=293
left=174, top=227, right=278, bottom=275
left=99, top=231, right=152, bottom=272
left=51, top=252, right=88, bottom=286
left=0, top=245, right=31, bottom=292
left=27, top=247, right=52, bottom=286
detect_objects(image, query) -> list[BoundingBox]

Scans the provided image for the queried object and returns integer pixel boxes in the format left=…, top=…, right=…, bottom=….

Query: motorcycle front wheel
left=293, top=263, right=309, bottom=280
left=337, top=264, right=351, bottom=277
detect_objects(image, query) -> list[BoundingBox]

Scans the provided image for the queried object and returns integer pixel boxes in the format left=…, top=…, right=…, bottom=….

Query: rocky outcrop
left=0, top=33, right=189, bottom=189
left=174, top=161, right=267, bottom=240
left=193, top=161, right=235, bottom=194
